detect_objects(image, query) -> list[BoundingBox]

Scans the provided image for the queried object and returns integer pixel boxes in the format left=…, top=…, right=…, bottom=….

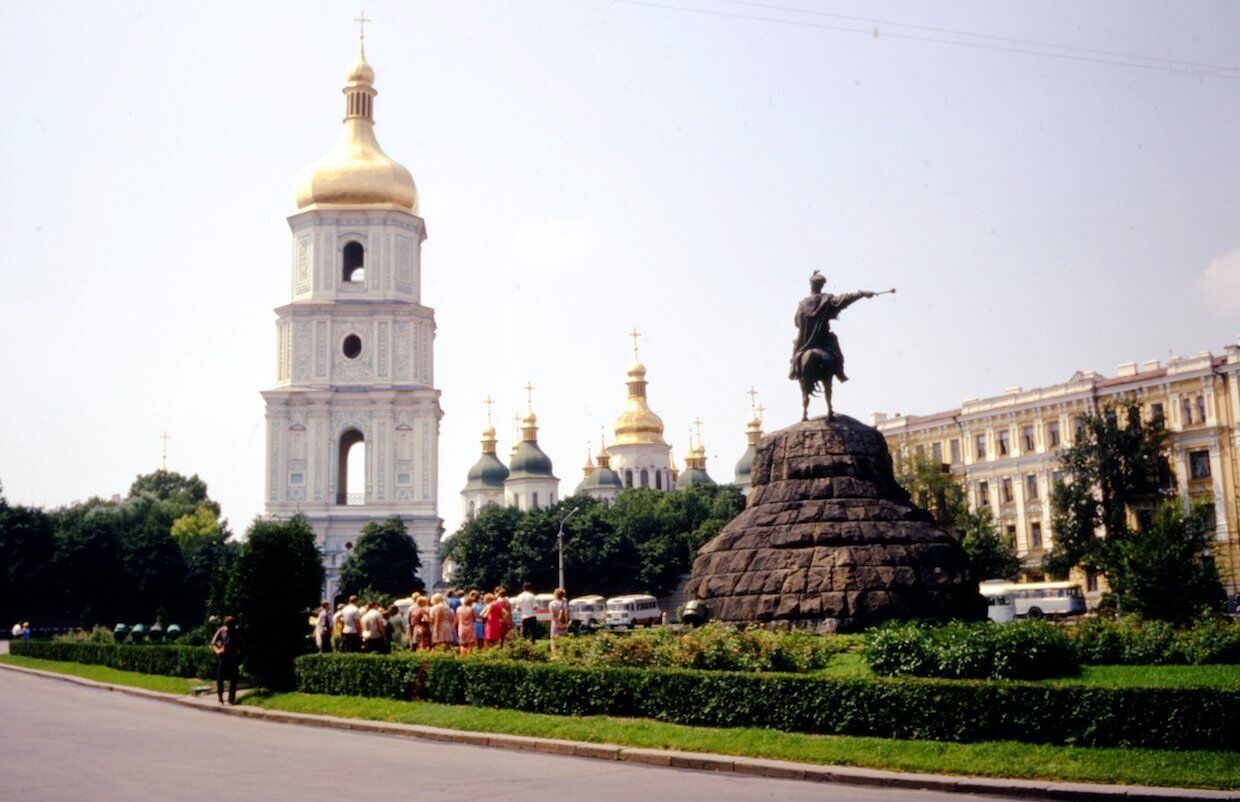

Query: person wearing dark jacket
left=210, top=616, right=242, bottom=705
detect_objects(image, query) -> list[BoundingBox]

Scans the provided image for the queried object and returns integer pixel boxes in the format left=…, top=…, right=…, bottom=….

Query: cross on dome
left=629, top=327, right=641, bottom=357
left=523, top=381, right=536, bottom=411
left=354, top=11, right=371, bottom=43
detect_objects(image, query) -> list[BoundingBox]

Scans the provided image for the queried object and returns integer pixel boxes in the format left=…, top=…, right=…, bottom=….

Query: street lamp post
left=557, top=506, right=580, bottom=592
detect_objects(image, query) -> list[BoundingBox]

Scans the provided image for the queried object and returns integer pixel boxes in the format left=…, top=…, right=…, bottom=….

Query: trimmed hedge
left=294, top=653, right=1238, bottom=751
left=866, top=620, right=1078, bottom=680
left=11, top=640, right=219, bottom=679
left=1070, top=616, right=1240, bottom=665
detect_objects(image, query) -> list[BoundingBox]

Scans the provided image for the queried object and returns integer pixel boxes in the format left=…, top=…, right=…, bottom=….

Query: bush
left=867, top=620, right=1078, bottom=680
left=553, top=623, right=855, bottom=673
left=294, top=653, right=1239, bottom=750
left=1070, top=615, right=1240, bottom=665
left=12, top=639, right=218, bottom=679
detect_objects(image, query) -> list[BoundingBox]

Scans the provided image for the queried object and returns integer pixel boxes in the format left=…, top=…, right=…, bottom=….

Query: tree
left=226, top=515, right=324, bottom=689
left=128, top=470, right=220, bottom=516
left=0, top=486, right=56, bottom=626
left=1107, top=502, right=1224, bottom=624
left=1044, top=401, right=1172, bottom=578
left=957, top=507, right=1020, bottom=581
left=172, top=505, right=235, bottom=625
left=51, top=499, right=128, bottom=627
left=444, top=504, right=522, bottom=591
left=339, top=516, right=424, bottom=598
left=894, top=452, right=966, bottom=528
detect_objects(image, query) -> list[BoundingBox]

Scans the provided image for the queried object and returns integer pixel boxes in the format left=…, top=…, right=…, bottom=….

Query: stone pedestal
left=685, top=415, right=984, bottom=632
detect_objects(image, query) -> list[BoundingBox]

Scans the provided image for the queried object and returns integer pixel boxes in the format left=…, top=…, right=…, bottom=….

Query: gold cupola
left=294, top=35, right=418, bottom=213
left=612, top=330, right=668, bottom=447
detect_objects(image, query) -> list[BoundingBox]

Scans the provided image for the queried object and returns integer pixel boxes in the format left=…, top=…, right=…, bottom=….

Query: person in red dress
left=456, top=591, right=479, bottom=655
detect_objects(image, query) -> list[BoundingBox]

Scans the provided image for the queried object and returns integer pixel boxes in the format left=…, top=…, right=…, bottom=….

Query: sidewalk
left=1, top=661, right=1234, bottom=801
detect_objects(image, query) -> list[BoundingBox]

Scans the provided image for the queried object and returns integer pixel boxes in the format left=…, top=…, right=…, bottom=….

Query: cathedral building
left=734, top=403, right=765, bottom=494
left=575, top=442, right=624, bottom=502
left=460, top=408, right=508, bottom=519
left=607, top=337, right=676, bottom=491
left=262, top=38, right=442, bottom=599
left=676, top=427, right=716, bottom=489
left=504, top=402, right=559, bottom=511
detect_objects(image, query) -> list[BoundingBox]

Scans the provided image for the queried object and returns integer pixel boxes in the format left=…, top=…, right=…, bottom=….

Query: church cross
left=354, top=11, right=371, bottom=42
left=159, top=431, right=171, bottom=470
left=628, top=327, right=641, bottom=357
left=757, top=403, right=766, bottom=420
left=747, top=386, right=759, bottom=411
left=484, top=395, right=494, bottom=426
left=523, top=381, right=536, bottom=410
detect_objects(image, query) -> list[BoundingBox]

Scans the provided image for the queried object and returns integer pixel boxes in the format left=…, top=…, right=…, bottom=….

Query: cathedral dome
left=294, top=45, right=418, bottom=213
left=464, top=453, right=509, bottom=491
left=613, top=357, right=666, bottom=447
left=509, top=442, right=555, bottom=478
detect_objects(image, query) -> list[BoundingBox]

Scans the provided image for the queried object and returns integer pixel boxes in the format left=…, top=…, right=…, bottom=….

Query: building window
left=1149, top=403, right=1165, bottom=427
left=1189, top=450, right=1211, bottom=480
left=468, top=501, right=476, bottom=518
left=342, top=241, right=365, bottom=283
left=1047, top=420, right=1060, bottom=447
left=1001, top=477, right=1013, bottom=504
left=1181, top=397, right=1194, bottom=425
left=336, top=429, right=364, bottom=506
left=915, top=444, right=926, bottom=460
left=978, top=481, right=990, bottom=507
left=625, top=470, right=633, bottom=488
left=949, top=439, right=961, bottom=463
left=1196, top=395, right=1206, bottom=424
left=997, top=430, right=1010, bottom=456
left=1202, top=502, right=1217, bottom=530
left=1004, top=524, right=1017, bottom=547
left=290, top=473, right=304, bottom=485
left=931, top=442, right=943, bottom=463
left=975, top=435, right=987, bottom=460
left=1086, top=570, right=1098, bottom=592
left=342, top=334, right=362, bottom=359
left=1022, top=426, right=1035, bottom=452
left=551, top=493, right=556, bottom=504
left=1025, top=473, right=1038, bottom=500
left=1030, top=521, right=1043, bottom=550
left=1052, top=470, right=1064, bottom=487
left=641, top=469, right=649, bottom=488
left=532, top=492, right=539, bottom=508
left=655, top=471, right=662, bottom=490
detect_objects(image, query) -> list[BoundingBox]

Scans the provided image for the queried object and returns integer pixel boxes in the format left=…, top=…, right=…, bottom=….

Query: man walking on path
left=340, top=596, right=362, bottom=653
left=209, top=616, right=241, bottom=705
left=514, top=583, right=538, bottom=641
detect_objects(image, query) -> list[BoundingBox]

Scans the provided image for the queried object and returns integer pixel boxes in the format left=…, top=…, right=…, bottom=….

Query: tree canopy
left=339, top=516, right=424, bottom=598
left=444, top=485, right=744, bottom=597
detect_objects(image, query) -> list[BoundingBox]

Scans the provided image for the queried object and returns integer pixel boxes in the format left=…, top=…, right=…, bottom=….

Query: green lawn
left=247, top=691, right=1240, bottom=789
left=1050, top=664, right=1240, bottom=688
left=0, top=654, right=201, bottom=694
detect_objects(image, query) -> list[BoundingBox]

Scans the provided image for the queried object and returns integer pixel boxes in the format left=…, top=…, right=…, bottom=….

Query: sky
left=1, top=1, right=1238, bottom=539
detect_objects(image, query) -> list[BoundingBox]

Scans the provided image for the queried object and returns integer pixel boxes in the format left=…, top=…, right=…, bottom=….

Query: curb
left=1, top=662, right=1234, bottom=801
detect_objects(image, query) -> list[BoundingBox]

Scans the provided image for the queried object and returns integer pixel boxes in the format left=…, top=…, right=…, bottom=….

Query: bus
left=978, top=580, right=1085, bottom=619
left=605, top=595, right=662, bottom=629
left=568, top=595, right=606, bottom=631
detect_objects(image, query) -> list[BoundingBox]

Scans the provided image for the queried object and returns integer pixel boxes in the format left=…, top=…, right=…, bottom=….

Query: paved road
left=0, top=669, right=1023, bottom=801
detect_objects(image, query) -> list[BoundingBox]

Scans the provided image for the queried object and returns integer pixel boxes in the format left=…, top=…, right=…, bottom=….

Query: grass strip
left=1050, top=664, right=1240, bottom=688
left=248, top=691, right=1240, bottom=790
left=0, top=654, right=201, bottom=694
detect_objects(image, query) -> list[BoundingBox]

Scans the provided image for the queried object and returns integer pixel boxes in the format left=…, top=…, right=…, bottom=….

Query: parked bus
left=978, top=580, right=1085, bottom=619
left=568, top=595, right=606, bottom=631
left=605, top=594, right=661, bottom=629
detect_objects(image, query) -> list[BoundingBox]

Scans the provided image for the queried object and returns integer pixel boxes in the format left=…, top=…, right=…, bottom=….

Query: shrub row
left=866, top=620, right=1078, bottom=679
left=1070, top=616, right=1240, bottom=665
left=12, top=639, right=219, bottom=679
left=294, top=653, right=1238, bottom=751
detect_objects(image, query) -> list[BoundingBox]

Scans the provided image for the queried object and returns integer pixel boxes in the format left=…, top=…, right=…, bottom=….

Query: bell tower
left=262, top=30, right=442, bottom=598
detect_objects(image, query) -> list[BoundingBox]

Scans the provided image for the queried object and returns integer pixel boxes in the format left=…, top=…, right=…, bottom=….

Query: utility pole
left=557, top=506, right=580, bottom=592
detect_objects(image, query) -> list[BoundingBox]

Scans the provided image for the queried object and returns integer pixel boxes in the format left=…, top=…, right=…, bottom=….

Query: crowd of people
left=311, top=584, right=572, bottom=656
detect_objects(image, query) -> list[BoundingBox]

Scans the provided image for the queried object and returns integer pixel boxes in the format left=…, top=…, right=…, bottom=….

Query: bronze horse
left=796, top=347, right=840, bottom=422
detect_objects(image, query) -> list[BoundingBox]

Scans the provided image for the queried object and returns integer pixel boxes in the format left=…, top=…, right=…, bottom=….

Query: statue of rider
left=789, top=271, right=879, bottom=384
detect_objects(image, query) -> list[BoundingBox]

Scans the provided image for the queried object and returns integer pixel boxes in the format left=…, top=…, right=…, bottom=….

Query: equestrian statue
left=789, top=271, right=894, bottom=421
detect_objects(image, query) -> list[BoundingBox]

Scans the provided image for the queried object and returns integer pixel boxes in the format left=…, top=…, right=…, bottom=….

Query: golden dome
left=294, top=44, right=418, bottom=213
left=626, top=360, right=647, bottom=379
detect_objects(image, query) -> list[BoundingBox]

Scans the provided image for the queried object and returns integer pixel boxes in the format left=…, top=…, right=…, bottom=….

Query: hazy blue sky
left=2, top=1, right=1237, bottom=538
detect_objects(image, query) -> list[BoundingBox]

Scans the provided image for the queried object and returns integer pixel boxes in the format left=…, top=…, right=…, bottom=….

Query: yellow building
left=874, top=340, right=1240, bottom=601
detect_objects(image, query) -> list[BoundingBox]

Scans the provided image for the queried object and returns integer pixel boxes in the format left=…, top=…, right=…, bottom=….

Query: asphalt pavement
left=0, top=668, right=1030, bottom=801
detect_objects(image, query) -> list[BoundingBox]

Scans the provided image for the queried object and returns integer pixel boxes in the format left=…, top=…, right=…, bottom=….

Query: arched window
left=532, top=492, right=539, bottom=508
left=336, top=429, right=364, bottom=505
left=342, top=241, right=365, bottom=283
left=625, top=470, right=633, bottom=488
left=655, top=471, right=662, bottom=490
left=641, top=469, right=649, bottom=488
left=468, top=501, right=476, bottom=518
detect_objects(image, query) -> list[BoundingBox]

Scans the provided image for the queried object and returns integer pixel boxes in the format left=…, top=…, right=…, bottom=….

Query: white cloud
left=1195, top=248, right=1240, bottom=315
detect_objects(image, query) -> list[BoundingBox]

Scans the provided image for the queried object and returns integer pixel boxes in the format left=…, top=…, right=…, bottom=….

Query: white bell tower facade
left=262, top=36, right=442, bottom=599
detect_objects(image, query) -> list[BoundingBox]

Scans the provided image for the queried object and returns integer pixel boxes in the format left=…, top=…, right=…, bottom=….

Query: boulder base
left=686, top=415, right=984, bottom=632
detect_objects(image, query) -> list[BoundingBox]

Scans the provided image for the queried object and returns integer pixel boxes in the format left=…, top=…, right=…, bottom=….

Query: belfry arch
left=337, top=428, right=365, bottom=505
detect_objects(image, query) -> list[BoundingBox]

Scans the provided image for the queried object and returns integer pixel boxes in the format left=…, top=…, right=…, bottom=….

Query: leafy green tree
left=128, top=470, right=220, bottom=516
left=895, top=452, right=966, bottom=527
left=0, top=486, right=56, bottom=626
left=339, top=516, right=424, bottom=598
left=1044, top=401, right=1171, bottom=578
left=1107, top=502, right=1224, bottom=624
left=957, top=507, right=1020, bottom=581
left=444, top=504, right=522, bottom=591
left=226, top=515, right=324, bottom=689
left=51, top=499, right=128, bottom=627
left=172, top=505, right=235, bottom=625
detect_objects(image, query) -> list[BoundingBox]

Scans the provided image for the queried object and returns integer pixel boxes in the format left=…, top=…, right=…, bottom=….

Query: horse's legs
left=801, top=387, right=810, bottom=422
left=824, top=379, right=835, bottom=421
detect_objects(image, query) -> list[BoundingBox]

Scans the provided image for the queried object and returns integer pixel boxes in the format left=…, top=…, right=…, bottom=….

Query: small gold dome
left=294, top=45, right=418, bottom=213
left=482, top=424, right=497, bottom=439
left=523, top=410, right=538, bottom=427
left=627, top=360, right=647, bottom=379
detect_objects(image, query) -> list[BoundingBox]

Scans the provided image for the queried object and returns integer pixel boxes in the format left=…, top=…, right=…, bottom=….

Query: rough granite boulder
left=685, top=415, right=985, bottom=632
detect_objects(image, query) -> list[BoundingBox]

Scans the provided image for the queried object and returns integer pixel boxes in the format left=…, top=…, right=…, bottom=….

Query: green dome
left=464, top=453, right=509, bottom=491
left=576, top=466, right=623, bottom=494
left=734, top=445, right=755, bottom=483
left=676, top=467, right=715, bottom=489
left=509, top=441, right=556, bottom=479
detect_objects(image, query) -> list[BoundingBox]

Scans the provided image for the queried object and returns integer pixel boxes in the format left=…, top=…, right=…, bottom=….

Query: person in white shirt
left=513, top=583, right=538, bottom=641
left=360, top=603, right=389, bottom=654
left=340, top=596, right=362, bottom=653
